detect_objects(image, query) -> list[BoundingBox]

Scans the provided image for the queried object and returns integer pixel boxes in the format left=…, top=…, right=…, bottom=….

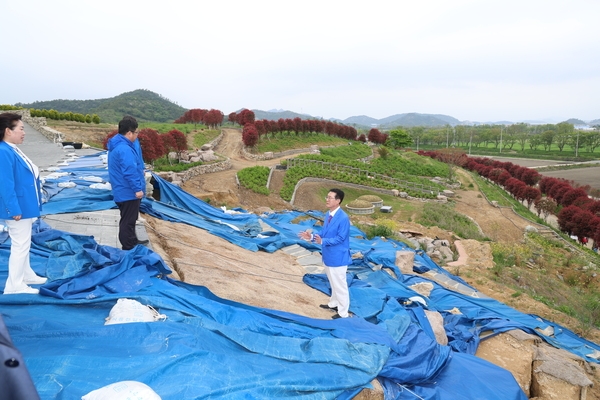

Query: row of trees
left=234, top=109, right=363, bottom=147
left=0, top=105, right=101, bottom=124
left=406, top=123, right=600, bottom=153
left=103, top=128, right=187, bottom=163
left=30, top=108, right=100, bottom=124
left=174, top=108, right=224, bottom=129
left=426, top=150, right=600, bottom=246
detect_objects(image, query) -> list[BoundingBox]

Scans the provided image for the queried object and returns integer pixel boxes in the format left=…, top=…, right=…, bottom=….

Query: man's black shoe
left=319, top=304, right=337, bottom=311
left=137, top=239, right=150, bottom=245
left=331, top=314, right=343, bottom=320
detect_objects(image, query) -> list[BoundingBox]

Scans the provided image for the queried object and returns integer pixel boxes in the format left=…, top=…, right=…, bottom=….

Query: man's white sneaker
left=4, top=286, right=39, bottom=295
left=24, top=276, right=47, bottom=285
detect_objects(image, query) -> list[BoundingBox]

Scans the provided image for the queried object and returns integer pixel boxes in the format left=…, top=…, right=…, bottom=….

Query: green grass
left=308, top=186, right=422, bottom=222
left=139, top=122, right=202, bottom=134
left=471, top=174, right=513, bottom=207
left=490, top=232, right=600, bottom=333
left=255, top=134, right=349, bottom=153
left=470, top=172, right=547, bottom=224
left=319, top=142, right=372, bottom=159
left=417, top=202, right=488, bottom=240
left=192, top=129, right=220, bottom=148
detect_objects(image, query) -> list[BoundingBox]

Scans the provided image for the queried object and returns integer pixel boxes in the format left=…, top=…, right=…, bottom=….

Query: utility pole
left=575, top=130, right=580, bottom=158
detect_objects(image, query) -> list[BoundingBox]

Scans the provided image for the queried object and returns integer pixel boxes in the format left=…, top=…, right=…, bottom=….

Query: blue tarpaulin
left=1, top=151, right=597, bottom=399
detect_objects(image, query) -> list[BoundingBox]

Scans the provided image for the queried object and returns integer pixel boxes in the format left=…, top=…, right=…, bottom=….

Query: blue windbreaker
left=107, top=134, right=145, bottom=203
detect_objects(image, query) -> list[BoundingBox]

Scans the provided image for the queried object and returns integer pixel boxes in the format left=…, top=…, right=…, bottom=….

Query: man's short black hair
left=118, top=116, right=138, bottom=135
left=329, top=188, right=345, bottom=203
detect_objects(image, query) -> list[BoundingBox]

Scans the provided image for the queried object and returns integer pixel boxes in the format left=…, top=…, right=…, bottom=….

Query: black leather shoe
left=137, top=239, right=150, bottom=245
left=331, top=314, right=343, bottom=319
left=319, top=304, right=337, bottom=311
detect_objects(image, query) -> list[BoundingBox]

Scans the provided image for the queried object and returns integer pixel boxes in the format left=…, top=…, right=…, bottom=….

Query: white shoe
left=24, top=276, right=47, bottom=285
left=4, top=286, right=39, bottom=295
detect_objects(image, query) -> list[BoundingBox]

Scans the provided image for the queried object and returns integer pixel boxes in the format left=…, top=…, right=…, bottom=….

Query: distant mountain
left=590, top=119, right=600, bottom=126
left=251, top=109, right=313, bottom=121
left=343, top=115, right=381, bottom=127
left=376, top=113, right=460, bottom=128
left=16, top=89, right=187, bottom=123
left=251, top=110, right=461, bottom=128
left=565, top=118, right=586, bottom=125
left=341, top=113, right=460, bottom=128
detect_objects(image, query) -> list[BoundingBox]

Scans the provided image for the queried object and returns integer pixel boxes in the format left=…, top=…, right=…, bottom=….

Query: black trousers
left=116, top=199, right=141, bottom=250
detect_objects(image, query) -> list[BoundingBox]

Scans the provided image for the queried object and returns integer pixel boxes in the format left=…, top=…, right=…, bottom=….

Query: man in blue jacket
left=108, top=116, right=145, bottom=250
left=299, top=188, right=352, bottom=319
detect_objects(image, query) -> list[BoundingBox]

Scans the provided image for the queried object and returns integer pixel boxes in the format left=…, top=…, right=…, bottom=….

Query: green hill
left=16, top=89, right=187, bottom=123
left=251, top=109, right=315, bottom=121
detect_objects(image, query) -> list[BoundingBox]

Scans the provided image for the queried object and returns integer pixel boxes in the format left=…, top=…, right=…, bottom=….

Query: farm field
left=484, top=156, right=600, bottom=190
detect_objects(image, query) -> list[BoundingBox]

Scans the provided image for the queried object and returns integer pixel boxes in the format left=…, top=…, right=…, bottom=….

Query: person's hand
left=12, top=215, right=22, bottom=221
left=298, top=230, right=311, bottom=241
left=314, top=234, right=322, bottom=245
left=135, top=191, right=144, bottom=199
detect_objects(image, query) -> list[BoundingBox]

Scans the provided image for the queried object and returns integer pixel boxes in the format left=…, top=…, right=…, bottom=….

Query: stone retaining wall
left=242, top=146, right=312, bottom=161
left=207, top=131, right=224, bottom=149
left=157, top=158, right=232, bottom=185
left=9, top=109, right=64, bottom=142
left=241, top=144, right=339, bottom=161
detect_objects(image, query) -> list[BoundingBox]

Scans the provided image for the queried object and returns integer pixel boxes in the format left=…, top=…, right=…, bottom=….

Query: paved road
left=11, top=122, right=149, bottom=249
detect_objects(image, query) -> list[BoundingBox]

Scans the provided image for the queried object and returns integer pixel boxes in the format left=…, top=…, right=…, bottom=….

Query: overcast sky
left=3, top=0, right=599, bottom=123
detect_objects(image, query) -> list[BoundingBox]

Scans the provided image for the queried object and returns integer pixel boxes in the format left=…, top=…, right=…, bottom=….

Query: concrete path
left=12, top=122, right=150, bottom=249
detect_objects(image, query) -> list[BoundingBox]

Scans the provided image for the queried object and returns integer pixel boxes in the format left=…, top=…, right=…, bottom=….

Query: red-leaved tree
left=138, top=128, right=165, bottom=163
left=238, top=109, right=255, bottom=126
left=561, top=188, right=588, bottom=207
left=557, top=205, right=581, bottom=235
left=523, top=187, right=541, bottom=209
left=203, top=109, right=224, bottom=129
left=571, top=210, right=596, bottom=241
left=242, top=123, right=259, bottom=147
left=103, top=130, right=118, bottom=150
left=167, top=129, right=187, bottom=152
left=368, top=128, right=383, bottom=144
left=228, top=112, right=237, bottom=125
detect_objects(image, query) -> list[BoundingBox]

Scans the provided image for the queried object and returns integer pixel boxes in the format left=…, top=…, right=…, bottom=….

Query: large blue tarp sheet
left=0, top=222, right=526, bottom=400
left=1, top=150, right=597, bottom=398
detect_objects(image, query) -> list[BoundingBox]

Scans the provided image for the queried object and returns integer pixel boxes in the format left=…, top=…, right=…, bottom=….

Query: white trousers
left=4, top=218, right=38, bottom=292
left=325, top=265, right=349, bottom=318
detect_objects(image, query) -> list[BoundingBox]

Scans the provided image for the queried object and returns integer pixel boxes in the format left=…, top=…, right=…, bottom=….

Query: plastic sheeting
left=3, top=150, right=596, bottom=398
left=0, top=222, right=526, bottom=400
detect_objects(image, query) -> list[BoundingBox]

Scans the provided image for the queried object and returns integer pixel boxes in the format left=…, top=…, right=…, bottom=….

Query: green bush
left=364, top=225, right=393, bottom=239
left=238, top=166, right=270, bottom=195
